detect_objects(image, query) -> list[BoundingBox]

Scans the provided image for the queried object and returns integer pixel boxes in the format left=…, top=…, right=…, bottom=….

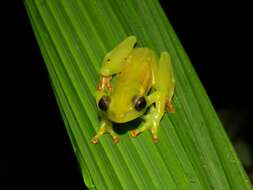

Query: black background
left=2, top=0, right=250, bottom=189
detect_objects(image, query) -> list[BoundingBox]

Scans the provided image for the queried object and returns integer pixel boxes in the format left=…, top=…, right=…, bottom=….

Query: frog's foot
left=131, top=117, right=160, bottom=143
left=150, top=126, right=159, bottom=143
left=92, top=132, right=120, bottom=144
left=165, top=99, right=175, bottom=113
left=91, top=124, right=120, bottom=144
left=91, top=135, right=120, bottom=144
left=96, top=76, right=112, bottom=92
left=130, top=130, right=141, bottom=137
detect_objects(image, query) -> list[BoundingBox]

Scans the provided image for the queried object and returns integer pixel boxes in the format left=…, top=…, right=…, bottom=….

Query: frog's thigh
left=100, top=36, right=137, bottom=76
left=155, top=52, right=175, bottom=112
left=149, top=50, right=159, bottom=86
left=154, top=52, right=175, bottom=93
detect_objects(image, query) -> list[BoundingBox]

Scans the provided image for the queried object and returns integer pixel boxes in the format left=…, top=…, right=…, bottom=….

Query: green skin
left=92, top=36, right=175, bottom=144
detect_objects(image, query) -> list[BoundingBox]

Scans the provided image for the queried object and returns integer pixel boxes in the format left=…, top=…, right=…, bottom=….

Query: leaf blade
left=25, top=0, right=251, bottom=189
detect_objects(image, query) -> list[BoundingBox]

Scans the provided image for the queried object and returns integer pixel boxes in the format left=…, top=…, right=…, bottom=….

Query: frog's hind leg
left=97, top=36, right=137, bottom=92
left=155, top=52, right=175, bottom=112
left=101, top=36, right=137, bottom=76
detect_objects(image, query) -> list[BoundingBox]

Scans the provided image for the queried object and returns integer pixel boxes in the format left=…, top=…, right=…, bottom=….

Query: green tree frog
left=92, top=36, right=175, bottom=144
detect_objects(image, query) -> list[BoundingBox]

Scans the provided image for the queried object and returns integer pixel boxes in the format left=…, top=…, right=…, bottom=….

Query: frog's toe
left=166, top=100, right=176, bottom=113
left=152, top=135, right=159, bottom=143
left=113, top=136, right=120, bottom=144
left=131, top=130, right=140, bottom=137
left=91, top=137, right=99, bottom=144
left=149, top=123, right=160, bottom=143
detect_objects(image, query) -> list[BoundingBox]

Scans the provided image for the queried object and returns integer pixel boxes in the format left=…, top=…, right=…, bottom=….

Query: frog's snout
left=108, top=111, right=127, bottom=123
left=108, top=110, right=138, bottom=123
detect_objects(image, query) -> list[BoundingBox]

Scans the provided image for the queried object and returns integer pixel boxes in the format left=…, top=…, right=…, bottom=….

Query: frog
left=92, top=36, right=175, bottom=144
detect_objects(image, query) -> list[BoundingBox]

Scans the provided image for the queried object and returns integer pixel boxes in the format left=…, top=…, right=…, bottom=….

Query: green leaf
left=24, top=0, right=251, bottom=189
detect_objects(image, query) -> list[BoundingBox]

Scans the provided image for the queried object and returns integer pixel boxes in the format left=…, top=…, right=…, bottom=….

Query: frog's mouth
left=108, top=111, right=143, bottom=123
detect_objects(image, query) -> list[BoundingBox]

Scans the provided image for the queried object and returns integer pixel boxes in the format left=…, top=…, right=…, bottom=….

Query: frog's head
left=97, top=88, right=147, bottom=123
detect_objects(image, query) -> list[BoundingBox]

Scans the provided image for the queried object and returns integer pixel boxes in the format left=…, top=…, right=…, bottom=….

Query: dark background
left=2, top=0, right=250, bottom=189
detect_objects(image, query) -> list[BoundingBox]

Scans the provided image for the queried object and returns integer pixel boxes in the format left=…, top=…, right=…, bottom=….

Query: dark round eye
left=98, top=96, right=110, bottom=111
left=134, top=96, right=146, bottom=111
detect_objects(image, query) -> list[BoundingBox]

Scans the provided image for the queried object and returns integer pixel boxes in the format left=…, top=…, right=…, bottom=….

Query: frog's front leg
left=92, top=118, right=120, bottom=144
left=131, top=52, right=175, bottom=142
left=131, top=92, right=166, bottom=142
left=97, top=76, right=112, bottom=92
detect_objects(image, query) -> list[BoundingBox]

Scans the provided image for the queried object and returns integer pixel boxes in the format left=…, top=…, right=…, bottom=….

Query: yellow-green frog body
left=93, top=36, right=175, bottom=144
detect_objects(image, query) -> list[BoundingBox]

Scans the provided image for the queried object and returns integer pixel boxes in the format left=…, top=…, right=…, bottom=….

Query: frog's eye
left=134, top=96, right=146, bottom=111
left=98, top=96, right=110, bottom=111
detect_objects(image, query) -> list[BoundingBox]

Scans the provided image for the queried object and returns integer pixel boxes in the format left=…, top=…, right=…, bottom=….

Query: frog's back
left=113, top=48, right=155, bottom=94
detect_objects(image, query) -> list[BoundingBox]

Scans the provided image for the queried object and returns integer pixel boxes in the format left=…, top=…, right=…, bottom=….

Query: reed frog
left=92, top=36, right=175, bottom=144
